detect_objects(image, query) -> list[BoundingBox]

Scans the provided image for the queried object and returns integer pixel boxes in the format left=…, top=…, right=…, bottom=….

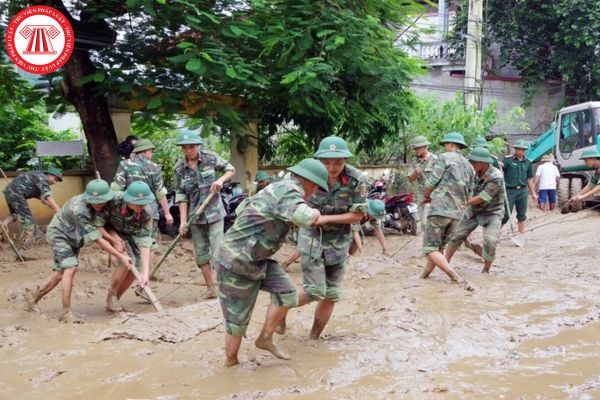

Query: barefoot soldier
left=445, top=147, right=506, bottom=273
left=2, top=167, right=63, bottom=245
left=283, top=136, right=368, bottom=340
left=24, top=180, right=130, bottom=322
left=569, top=149, right=600, bottom=203
left=174, top=130, right=236, bottom=298
left=98, top=181, right=156, bottom=312
left=420, top=132, right=475, bottom=288
left=407, top=136, right=438, bottom=226
left=213, top=159, right=328, bottom=366
left=350, top=199, right=388, bottom=256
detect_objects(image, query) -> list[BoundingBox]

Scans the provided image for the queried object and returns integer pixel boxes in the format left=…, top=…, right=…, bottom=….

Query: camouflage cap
left=132, top=138, right=156, bottom=153
left=44, top=166, right=63, bottom=182
left=468, top=147, right=493, bottom=164
left=579, top=148, right=600, bottom=159
left=367, top=199, right=386, bottom=217
left=472, top=137, right=489, bottom=149
left=513, top=139, right=530, bottom=149
left=314, top=136, right=353, bottom=158
left=83, top=179, right=115, bottom=204
left=123, top=181, right=155, bottom=205
left=441, top=132, right=467, bottom=148
left=176, top=130, right=203, bottom=146
left=254, top=170, right=270, bottom=182
left=412, top=136, right=431, bottom=148
left=287, top=158, right=329, bottom=191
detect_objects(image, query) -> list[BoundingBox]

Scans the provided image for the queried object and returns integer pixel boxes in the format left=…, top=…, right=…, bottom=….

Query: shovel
left=124, top=242, right=165, bottom=313
left=502, top=182, right=524, bottom=247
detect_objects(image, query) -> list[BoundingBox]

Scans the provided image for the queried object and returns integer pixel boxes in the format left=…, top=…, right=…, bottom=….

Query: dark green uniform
left=502, top=155, right=533, bottom=223
left=2, top=172, right=53, bottom=230
left=297, top=165, right=368, bottom=302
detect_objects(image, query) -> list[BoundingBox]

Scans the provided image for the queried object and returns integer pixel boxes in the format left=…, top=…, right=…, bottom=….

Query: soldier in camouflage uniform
left=282, top=136, right=368, bottom=340
left=350, top=199, right=388, bottom=255
left=95, top=181, right=156, bottom=312
left=24, top=180, right=132, bottom=323
left=214, top=158, right=329, bottom=366
left=2, top=167, right=63, bottom=243
left=446, top=147, right=506, bottom=273
left=408, top=136, right=438, bottom=227
left=569, top=149, right=600, bottom=203
left=254, top=170, right=271, bottom=194
left=421, top=132, right=475, bottom=289
left=174, top=130, right=236, bottom=298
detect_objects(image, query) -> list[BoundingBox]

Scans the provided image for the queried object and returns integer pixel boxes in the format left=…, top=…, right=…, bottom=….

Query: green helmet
left=254, top=170, right=270, bottom=182
left=472, top=137, right=489, bottom=149
left=412, top=136, right=431, bottom=148
left=176, top=129, right=203, bottom=145
left=132, top=138, right=156, bottom=153
left=83, top=179, right=115, bottom=204
left=123, top=181, right=155, bottom=205
left=440, top=132, right=467, bottom=148
left=367, top=199, right=386, bottom=218
left=44, top=166, right=63, bottom=182
left=579, top=148, right=600, bottom=159
left=287, top=158, right=329, bottom=191
left=468, top=147, right=493, bottom=164
left=314, top=136, right=353, bottom=158
left=513, top=139, right=530, bottom=150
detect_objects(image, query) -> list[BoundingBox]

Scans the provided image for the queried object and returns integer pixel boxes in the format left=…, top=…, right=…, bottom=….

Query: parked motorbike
left=367, top=171, right=419, bottom=235
left=158, top=182, right=247, bottom=237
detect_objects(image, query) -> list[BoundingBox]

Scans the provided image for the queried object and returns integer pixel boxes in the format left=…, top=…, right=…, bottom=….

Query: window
left=559, top=109, right=595, bottom=157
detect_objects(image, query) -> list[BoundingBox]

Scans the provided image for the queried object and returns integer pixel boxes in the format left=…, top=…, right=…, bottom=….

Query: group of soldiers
left=2, top=129, right=600, bottom=365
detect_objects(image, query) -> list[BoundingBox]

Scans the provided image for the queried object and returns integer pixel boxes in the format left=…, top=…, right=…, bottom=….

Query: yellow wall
left=0, top=171, right=93, bottom=226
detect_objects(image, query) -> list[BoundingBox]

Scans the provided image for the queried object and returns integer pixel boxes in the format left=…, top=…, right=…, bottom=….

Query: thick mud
left=0, top=207, right=598, bottom=399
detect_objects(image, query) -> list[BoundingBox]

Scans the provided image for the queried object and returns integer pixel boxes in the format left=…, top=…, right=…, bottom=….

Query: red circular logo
left=4, top=6, right=74, bottom=74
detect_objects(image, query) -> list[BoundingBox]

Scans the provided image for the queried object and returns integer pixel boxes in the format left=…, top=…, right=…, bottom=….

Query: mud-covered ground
left=0, top=206, right=599, bottom=400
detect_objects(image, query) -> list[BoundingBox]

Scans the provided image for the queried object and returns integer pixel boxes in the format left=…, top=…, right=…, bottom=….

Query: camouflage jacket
left=587, top=166, right=600, bottom=188
left=408, top=152, right=439, bottom=200
left=425, top=151, right=475, bottom=220
left=174, top=150, right=235, bottom=225
left=297, top=164, right=368, bottom=266
left=111, top=155, right=167, bottom=219
left=3, top=171, right=52, bottom=199
left=95, top=193, right=154, bottom=249
left=466, top=165, right=506, bottom=223
left=214, top=177, right=314, bottom=280
left=47, top=194, right=102, bottom=247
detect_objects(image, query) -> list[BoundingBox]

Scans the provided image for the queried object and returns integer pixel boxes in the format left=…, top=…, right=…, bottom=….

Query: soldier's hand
left=211, top=179, right=224, bottom=193
left=117, top=253, right=131, bottom=267
left=138, top=272, right=149, bottom=288
left=414, top=166, right=423, bottom=176
left=179, top=223, right=188, bottom=236
left=165, top=212, right=174, bottom=225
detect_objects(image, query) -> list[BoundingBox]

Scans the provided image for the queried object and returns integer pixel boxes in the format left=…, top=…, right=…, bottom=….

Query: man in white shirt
left=535, top=154, right=561, bottom=211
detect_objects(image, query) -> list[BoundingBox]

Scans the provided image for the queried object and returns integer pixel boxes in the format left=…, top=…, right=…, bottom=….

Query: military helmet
left=513, top=139, right=530, bottom=150
left=367, top=199, right=386, bottom=218
left=472, top=137, right=489, bottom=149
left=132, top=138, right=156, bottom=153
left=254, top=170, right=270, bottom=182
left=412, top=136, right=431, bottom=148
left=123, top=181, right=155, bottom=205
left=468, top=147, right=493, bottom=164
left=44, top=166, right=63, bottom=182
left=83, top=179, right=115, bottom=204
left=579, top=148, right=600, bottom=159
left=176, top=129, right=203, bottom=146
left=314, top=136, right=353, bottom=158
left=287, top=158, right=329, bottom=191
left=440, top=132, right=467, bottom=148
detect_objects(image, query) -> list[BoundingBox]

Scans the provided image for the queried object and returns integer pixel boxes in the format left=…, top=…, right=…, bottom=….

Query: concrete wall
left=0, top=171, right=93, bottom=227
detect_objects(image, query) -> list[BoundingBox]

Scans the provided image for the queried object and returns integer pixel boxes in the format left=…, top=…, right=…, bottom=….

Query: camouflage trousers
left=422, top=215, right=458, bottom=255
left=46, top=225, right=82, bottom=272
left=191, top=219, right=224, bottom=265
left=3, top=190, right=34, bottom=231
left=448, top=213, right=502, bottom=262
left=216, top=260, right=297, bottom=337
left=301, top=254, right=346, bottom=302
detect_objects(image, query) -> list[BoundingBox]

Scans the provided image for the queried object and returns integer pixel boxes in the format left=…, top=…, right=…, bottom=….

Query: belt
left=507, top=186, right=525, bottom=190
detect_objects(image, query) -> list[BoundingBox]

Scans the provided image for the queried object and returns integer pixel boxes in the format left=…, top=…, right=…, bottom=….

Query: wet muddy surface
left=0, top=207, right=598, bottom=399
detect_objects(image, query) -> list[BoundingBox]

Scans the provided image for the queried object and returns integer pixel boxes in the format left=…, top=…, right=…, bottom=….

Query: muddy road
left=0, top=207, right=598, bottom=399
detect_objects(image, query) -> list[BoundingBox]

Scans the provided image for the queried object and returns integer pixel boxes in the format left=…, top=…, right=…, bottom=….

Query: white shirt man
left=535, top=155, right=560, bottom=210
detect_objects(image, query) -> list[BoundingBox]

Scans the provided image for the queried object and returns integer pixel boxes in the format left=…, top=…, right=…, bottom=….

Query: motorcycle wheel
left=402, top=214, right=418, bottom=236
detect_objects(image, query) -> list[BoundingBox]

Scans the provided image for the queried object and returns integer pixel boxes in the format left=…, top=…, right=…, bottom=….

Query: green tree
left=449, top=0, right=600, bottom=103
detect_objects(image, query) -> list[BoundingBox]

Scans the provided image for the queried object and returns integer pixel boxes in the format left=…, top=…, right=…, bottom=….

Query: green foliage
left=450, top=0, right=600, bottom=103
left=0, top=58, right=78, bottom=171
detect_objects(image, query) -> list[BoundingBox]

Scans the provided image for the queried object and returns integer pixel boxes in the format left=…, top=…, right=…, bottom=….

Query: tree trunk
left=61, top=50, right=119, bottom=180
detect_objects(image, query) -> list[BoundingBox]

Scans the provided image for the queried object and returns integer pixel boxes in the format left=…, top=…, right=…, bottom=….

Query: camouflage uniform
left=2, top=172, right=53, bottom=230
left=586, top=168, right=600, bottom=188
left=111, top=154, right=168, bottom=246
left=448, top=165, right=505, bottom=262
left=175, top=150, right=235, bottom=264
left=213, top=178, right=317, bottom=336
left=95, top=192, right=154, bottom=269
left=47, top=195, right=103, bottom=271
left=297, top=165, right=368, bottom=302
left=408, top=152, right=439, bottom=226
left=352, top=214, right=383, bottom=236
left=422, top=151, right=475, bottom=255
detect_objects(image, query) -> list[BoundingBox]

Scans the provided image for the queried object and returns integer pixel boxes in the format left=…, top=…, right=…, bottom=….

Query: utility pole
left=464, top=0, right=483, bottom=109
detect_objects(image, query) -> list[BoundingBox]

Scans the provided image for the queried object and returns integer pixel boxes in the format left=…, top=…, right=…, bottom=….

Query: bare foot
left=23, top=292, right=41, bottom=313
left=205, top=286, right=218, bottom=299
left=419, top=271, right=431, bottom=279
left=255, top=335, right=291, bottom=360
left=275, top=319, right=286, bottom=335
left=225, top=357, right=240, bottom=367
left=481, top=267, right=490, bottom=274
left=59, top=310, right=83, bottom=324
left=106, top=293, right=124, bottom=312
